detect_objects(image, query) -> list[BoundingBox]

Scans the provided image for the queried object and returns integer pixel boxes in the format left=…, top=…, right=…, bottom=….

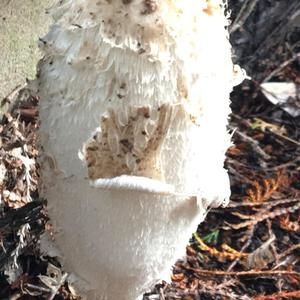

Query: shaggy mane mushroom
left=36, top=0, right=245, bottom=299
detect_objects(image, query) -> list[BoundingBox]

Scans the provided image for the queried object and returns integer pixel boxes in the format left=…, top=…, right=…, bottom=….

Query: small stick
left=225, top=198, right=300, bottom=208
left=232, top=128, right=271, bottom=161
left=226, top=225, right=255, bottom=272
left=265, top=157, right=300, bottom=171
left=268, top=129, right=300, bottom=147
left=276, top=243, right=300, bottom=262
left=186, top=267, right=300, bottom=278
left=24, top=283, right=52, bottom=294
left=227, top=201, right=300, bottom=230
left=262, top=52, right=300, bottom=83
left=229, top=0, right=260, bottom=34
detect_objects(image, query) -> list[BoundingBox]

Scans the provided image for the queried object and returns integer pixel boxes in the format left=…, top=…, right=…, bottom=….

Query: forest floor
left=1, top=1, right=300, bottom=299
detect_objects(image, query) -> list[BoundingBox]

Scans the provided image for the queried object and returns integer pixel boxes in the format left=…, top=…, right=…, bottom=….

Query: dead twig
left=268, top=128, right=300, bottom=147
left=265, top=157, right=300, bottom=171
left=262, top=53, right=300, bottom=83
left=276, top=243, right=300, bottom=263
left=229, top=0, right=260, bottom=34
left=23, top=283, right=52, bottom=295
left=232, top=128, right=271, bottom=162
left=226, top=201, right=300, bottom=230
left=226, top=225, right=256, bottom=272
left=185, top=267, right=300, bottom=278
left=225, top=198, right=300, bottom=208
left=193, top=232, right=249, bottom=262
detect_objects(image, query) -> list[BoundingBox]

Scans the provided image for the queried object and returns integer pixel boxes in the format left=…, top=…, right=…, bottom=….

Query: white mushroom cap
left=37, top=0, right=244, bottom=299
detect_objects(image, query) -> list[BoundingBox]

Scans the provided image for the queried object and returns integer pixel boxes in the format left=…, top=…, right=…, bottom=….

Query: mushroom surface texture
left=37, top=0, right=244, bottom=299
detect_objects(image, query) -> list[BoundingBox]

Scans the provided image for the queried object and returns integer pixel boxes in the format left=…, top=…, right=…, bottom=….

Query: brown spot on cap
left=141, top=0, right=158, bottom=15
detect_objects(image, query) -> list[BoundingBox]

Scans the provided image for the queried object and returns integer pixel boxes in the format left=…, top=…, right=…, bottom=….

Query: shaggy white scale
left=37, top=0, right=244, bottom=299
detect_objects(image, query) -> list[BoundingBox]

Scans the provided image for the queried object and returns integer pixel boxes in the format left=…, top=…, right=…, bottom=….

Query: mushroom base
left=45, top=177, right=204, bottom=300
